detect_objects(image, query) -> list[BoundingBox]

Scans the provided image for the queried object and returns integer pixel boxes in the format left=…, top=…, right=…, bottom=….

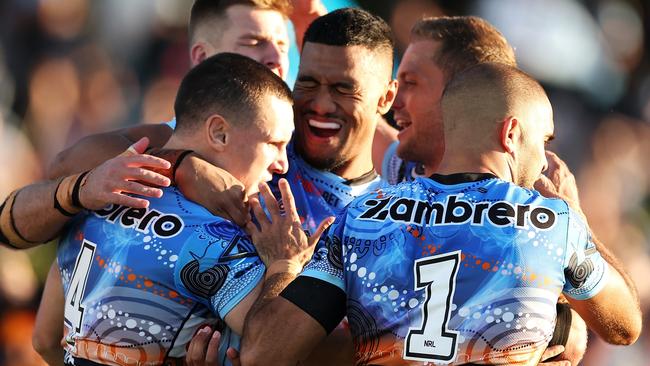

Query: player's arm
left=564, top=232, right=642, bottom=345
left=289, top=0, right=327, bottom=52
left=536, top=151, right=641, bottom=344
left=0, top=139, right=171, bottom=249
left=241, top=180, right=344, bottom=366
left=48, top=123, right=172, bottom=179
left=32, top=261, right=65, bottom=366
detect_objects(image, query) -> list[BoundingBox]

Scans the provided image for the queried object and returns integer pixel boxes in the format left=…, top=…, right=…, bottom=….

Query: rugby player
left=43, top=53, right=319, bottom=366
left=238, top=63, right=642, bottom=365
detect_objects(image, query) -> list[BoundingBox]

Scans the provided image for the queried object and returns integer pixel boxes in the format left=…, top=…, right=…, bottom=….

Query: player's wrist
left=54, top=171, right=90, bottom=216
left=266, top=259, right=302, bottom=278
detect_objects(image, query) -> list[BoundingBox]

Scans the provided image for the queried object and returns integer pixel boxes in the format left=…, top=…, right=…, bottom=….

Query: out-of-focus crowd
left=0, top=0, right=648, bottom=365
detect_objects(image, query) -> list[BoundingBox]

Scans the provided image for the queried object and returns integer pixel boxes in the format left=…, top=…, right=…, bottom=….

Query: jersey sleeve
left=298, top=214, right=346, bottom=291
left=165, top=118, right=176, bottom=130
left=561, top=208, right=609, bottom=300
left=280, top=214, right=348, bottom=334
left=174, top=220, right=265, bottom=319
left=381, top=140, right=403, bottom=185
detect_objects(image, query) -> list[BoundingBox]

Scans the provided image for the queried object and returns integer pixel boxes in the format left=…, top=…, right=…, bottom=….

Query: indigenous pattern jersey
left=289, top=173, right=608, bottom=365
left=57, top=187, right=264, bottom=366
left=272, top=141, right=386, bottom=234
left=382, top=141, right=427, bottom=185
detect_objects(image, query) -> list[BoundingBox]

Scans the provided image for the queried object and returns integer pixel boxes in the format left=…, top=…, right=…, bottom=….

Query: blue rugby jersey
left=271, top=142, right=386, bottom=234
left=381, top=140, right=427, bottom=185
left=57, top=187, right=263, bottom=366
left=283, top=173, right=608, bottom=365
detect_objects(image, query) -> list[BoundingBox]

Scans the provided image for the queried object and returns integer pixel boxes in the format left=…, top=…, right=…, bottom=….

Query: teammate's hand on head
left=186, top=325, right=221, bottom=366
left=534, top=151, right=584, bottom=217
left=246, top=179, right=334, bottom=273
left=175, top=155, right=249, bottom=227
left=79, top=137, right=171, bottom=210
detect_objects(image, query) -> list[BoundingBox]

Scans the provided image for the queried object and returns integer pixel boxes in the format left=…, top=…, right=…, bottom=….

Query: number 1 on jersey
left=64, top=240, right=96, bottom=333
left=404, top=251, right=460, bottom=363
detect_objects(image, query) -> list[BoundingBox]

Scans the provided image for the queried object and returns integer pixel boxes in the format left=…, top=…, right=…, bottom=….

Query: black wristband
left=53, top=178, right=76, bottom=217
left=172, top=150, right=194, bottom=184
left=71, top=170, right=90, bottom=209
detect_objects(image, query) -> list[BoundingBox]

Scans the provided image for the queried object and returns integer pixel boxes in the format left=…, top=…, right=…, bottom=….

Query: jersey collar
left=429, top=172, right=499, bottom=185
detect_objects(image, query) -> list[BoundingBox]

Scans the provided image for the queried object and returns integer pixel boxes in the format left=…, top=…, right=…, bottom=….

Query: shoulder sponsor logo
left=94, top=204, right=184, bottom=238
left=358, top=195, right=556, bottom=230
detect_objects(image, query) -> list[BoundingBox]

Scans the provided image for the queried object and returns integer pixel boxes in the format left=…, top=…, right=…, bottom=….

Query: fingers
left=186, top=326, right=211, bottom=366
left=258, top=182, right=280, bottom=218
left=122, top=137, right=150, bottom=156
left=249, top=196, right=269, bottom=230
left=121, top=154, right=172, bottom=170
left=310, top=216, right=335, bottom=247
left=204, top=331, right=221, bottom=366
left=226, top=347, right=241, bottom=366
left=278, top=178, right=299, bottom=221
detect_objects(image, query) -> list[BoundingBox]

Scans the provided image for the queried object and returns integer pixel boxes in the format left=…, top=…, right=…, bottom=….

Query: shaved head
left=440, top=62, right=554, bottom=187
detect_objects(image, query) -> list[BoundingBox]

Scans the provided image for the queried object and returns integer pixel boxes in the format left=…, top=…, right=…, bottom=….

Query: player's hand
left=186, top=326, right=220, bottom=366
left=246, top=178, right=334, bottom=272
left=534, top=151, right=585, bottom=217
left=176, top=155, right=249, bottom=227
left=79, top=137, right=171, bottom=210
left=538, top=345, right=570, bottom=366
left=289, top=0, right=327, bottom=51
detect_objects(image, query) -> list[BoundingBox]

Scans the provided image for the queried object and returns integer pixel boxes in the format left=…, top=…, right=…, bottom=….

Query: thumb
left=309, top=216, right=335, bottom=247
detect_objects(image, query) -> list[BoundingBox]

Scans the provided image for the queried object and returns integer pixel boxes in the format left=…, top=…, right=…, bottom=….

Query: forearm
left=33, top=262, right=65, bottom=366
left=2, top=174, right=85, bottom=248
left=48, top=133, right=132, bottom=179
left=241, top=269, right=322, bottom=366
left=48, top=124, right=172, bottom=179
left=290, top=1, right=327, bottom=51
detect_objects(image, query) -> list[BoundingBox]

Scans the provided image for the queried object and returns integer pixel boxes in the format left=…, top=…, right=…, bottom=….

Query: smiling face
left=393, top=40, right=447, bottom=170
left=293, top=42, right=393, bottom=174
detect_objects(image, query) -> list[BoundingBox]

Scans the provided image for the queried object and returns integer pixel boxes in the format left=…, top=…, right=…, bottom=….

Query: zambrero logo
left=358, top=195, right=556, bottom=230
left=94, top=204, right=184, bottom=238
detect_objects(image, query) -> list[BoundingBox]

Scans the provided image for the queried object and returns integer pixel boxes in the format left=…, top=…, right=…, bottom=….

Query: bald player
left=238, top=63, right=642, bottom=365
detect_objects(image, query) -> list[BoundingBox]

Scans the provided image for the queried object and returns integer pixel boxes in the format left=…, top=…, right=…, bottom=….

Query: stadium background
left=0, top=0, right=648, bottom=365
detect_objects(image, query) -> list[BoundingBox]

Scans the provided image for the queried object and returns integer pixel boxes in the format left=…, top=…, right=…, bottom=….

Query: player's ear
left=377, top=79, right=398, bottom=115
left=190, top=41, right=210, bottom=67
left=206, top=114, right=230, bottom=151
left=500, top=116, right=520, bottom=154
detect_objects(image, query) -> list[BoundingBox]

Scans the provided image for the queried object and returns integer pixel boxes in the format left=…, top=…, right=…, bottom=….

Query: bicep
left=223, top=281, right=262, bottom=335
left=566, top=263, right=641, bottom=345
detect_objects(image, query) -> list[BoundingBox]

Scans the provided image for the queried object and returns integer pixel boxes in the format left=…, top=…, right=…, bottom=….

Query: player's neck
left=330, top=152, right=375, bottom=181
left=435, top=150, right=507, bottom=181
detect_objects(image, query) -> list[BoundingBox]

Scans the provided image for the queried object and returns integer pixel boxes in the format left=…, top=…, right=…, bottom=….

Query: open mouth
left=308, top=119, right=342, bottom=138
left=395, top=118, right=412, bottom=130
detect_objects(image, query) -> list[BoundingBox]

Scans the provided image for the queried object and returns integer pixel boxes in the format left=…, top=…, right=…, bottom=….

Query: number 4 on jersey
left=64, top=240, right=97, bottom=334
left=404, top=251, right=460, bottom=363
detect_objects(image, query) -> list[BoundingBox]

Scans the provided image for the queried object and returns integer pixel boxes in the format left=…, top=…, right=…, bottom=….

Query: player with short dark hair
left=240, top=62, right=642, bottom=366
left=50, top=53, right=301, bottom=366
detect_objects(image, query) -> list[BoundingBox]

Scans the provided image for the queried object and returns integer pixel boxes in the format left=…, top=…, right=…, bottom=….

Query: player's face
left=293, top=43, right=391, bottom=172
left=393, top=40, right=446, bottom=169
left=217, top=5, right=290, bottom=79
left=515, top=100, right=554, bottom=188
left=225, top=95, right=294, bottom=195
